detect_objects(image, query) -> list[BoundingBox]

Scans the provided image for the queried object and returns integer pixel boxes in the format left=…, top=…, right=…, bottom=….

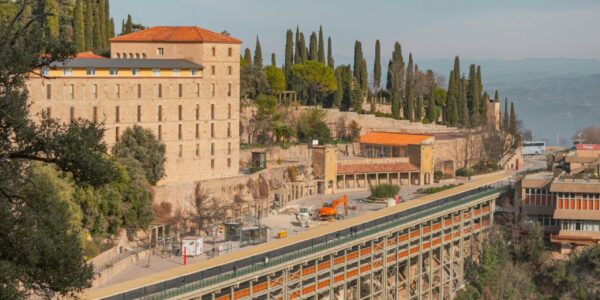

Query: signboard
left=576, top=144, right=600, bottom=151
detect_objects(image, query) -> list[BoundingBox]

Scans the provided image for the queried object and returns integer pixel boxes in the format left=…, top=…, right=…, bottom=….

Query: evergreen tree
left=84, top=0, right=94, bottom=49
left=353, top=41, right=368, bottom=91
left=416, top=96, right=423, bottom=120
left=105, top=0, right=112, bottom=40
left=109, top=18, right=115, bottom=38
left=97, top=0, right=106, bottom=48
left=317, top=26, right=325, bottom=64
left=327, top=37, right=334, bottom=68
left=294, top=26, right=300, bottom=64
left=388, top=42, right=405, bottom=103
left=452, top=56, right=461, bottom=88
left=243, top=48, right=252, bottom=66
left=298, top=32, right=307, bottom=63
left=405, top=53, right=415, bottom=120
left=426, top=90, right=437, bottom=123
left=481, top=91, right=489, bottom=127
left=44, top=0, right=60, bottom=39
left=271, top=53, right=276, bottom=67
left=254, top=36, right=263, bottom=69
left=445, top=71, right=458, bottom=126
left=73, top=0, right=85, bottom=52
left=468, top=64, right=480, bottom=127
left=125, top=14, right=133, bottom=35
left=284, top=29, right=293, bottom=85
left=121, top=19, right=125, bottom=35
left=309, top=32, right=317, bottom=61
left=360, top=58, right=368, bottom=93
left=503, top=98, right=509, bottom=131
left=373, top=40, right=381, bottom=91
left=494, top=90, right=499, bottom=102
left=460, top=79, right=470, bottom=128
left=93, top=0, right=102, bottom=49
left=389, top=60, right=401, bottom=119
left=510, top=102, right=517, bottom=135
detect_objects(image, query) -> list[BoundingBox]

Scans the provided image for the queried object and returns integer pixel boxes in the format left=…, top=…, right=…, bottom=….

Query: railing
left=142, top=186, right=507, bottom=300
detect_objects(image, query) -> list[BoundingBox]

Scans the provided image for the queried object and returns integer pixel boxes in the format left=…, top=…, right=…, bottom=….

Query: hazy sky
left=111, top=0, right=600, bottom=62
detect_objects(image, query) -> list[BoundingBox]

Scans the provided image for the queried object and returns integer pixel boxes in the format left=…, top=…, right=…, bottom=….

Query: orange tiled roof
left=337, top=163, right=419, bottom=175
left=110, top=26, right=241, bottom=44
left=75, top=51, right=106, bottom=59
left=359, top=132, right=433, bottom=146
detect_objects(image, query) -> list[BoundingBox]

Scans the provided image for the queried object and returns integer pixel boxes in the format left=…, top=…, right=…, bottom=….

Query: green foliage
left=510, top=101, right=517, bottom=135
left=309, top=31, right=317, bottom=61
left=284, top=29, right=293, bottom=87
left=296, top=108, right=332, bottom=144
left=265, top=65, right=286, bottom=94
left=317, top=26, right=325, bottom=64
left=353, top=41, right=368, bottom=91
left=433, top=170, right=444, bottom=182
left=369, top=184, right=400, bottom=198
left=254, top=36, right=263, bottom=69
left=455, top=167, right=475, bottom=177
left=45, top=0, right=60, bottom=39
left=240, top=64, right=269, bottom=99
left=332, top=65, right=360, bottom=111
left=243, top=48, right=252, bottom=67
left=73, top=0, right=85, bottom=52
left=405, top=53, right=415, bottom=120
left=291, top=61, right=337, bottom=105
left=327, top=37, right=334, bottom=68
left=373, top=40, right=381, bottom=89
left=112, top=125, right=166, bottom=185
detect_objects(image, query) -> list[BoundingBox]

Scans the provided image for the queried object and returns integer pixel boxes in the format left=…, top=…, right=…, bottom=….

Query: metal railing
left=141, top=186, right=507, bottom=300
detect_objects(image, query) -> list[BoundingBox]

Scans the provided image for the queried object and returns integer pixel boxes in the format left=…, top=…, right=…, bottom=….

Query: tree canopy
left=112, top=125, right=166, bottom=185
left=290, top=61, right=337, bottom=105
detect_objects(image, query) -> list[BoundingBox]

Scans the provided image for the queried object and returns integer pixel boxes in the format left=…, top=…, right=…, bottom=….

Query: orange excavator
left=319, top=195, right=348, bottom=221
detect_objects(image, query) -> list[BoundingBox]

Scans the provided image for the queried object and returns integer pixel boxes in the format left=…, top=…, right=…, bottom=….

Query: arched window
left=129, top=53, right=133, bottom=59
left=142, top=53, right=147, bottom=59
left=135, top=53, right=140, bottom=59
left=116, top=53, right=121, bottom=58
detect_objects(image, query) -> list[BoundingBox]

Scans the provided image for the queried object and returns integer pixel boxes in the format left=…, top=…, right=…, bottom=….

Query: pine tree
left=73, top=0, right=85, bottom=52
left=254, top=36, right=263, bottom=68
left=468, top=64, right=480, bottom=127
left=405, top=53, right=415, bottom=120
left=317, top=26, right=325, bottom=64
left=373, top=40, right=381, bottom=91
left=243, top=48, right=252, bottom=66
left=84, top=0, right=94, bottom=49
left=309, top=32, right=317, bottom=61
left=503, top=98, right=509, bottom=131
left=327, top=37, right=334, bottom=68
left=294, top=26, right=301, bottom=64
left=45, top=0, right=60, bottom=39
left=271, top=53, right=276, bottom=67
left=284, top=29, right=293, bottom=85
left=510, top=102, right=517, bottom=135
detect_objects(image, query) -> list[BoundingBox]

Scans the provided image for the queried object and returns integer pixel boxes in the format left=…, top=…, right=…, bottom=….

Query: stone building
left=26, top=26, right=241, bottom=185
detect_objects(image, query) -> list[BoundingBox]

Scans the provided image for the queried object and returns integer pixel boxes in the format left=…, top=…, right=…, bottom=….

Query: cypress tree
left=389, top=60, right=400, bottom=119
left=121, top=19, right=125, bottom=35
left=393, top=42, right=405, bottom=100
left=360, top=58, right=368, bottom=92
left=85, top=0, right=94, bottom=49
left=327, top=37, right=334, bottom=68
left=405, top=53, right=415, bottom=120
left=468, top=64, right=480, bottom=127
left=353, top=41, right=368, bottom=91
left=254, top=36, right=263, bottom=69
left=460, top=79, right=470, bottom=128
left=298, top=33, right=307, bottom=63
left=317, top=26, right=325, bottom=64
left=105, top=0, right=112, bottom=40
left=97, top=0, right=106, bottom=48
left=309, top=32, right=317, bottom=61
left=294, top=26, right=300, bottom=64
left=125, top=14, right=133, bottom=34
left=416, top=96, right=424, bottom=121
left=510, top=102, right=517, bottom=135
left=73, top=0, right=85, bottom=52
left=109, top=18, right=115, bottom=38
left=271, top=53, right=276, bottom=67
left=284, top=29, right=293, bottom=85
left=426, top=90, right=437, bottom=123
left=243, top=48, right=252, bottom=66
left=445, top=71, right=457, bottom=126
left=452, top=56, right=461, bottom=88
left=481, top=91, right=489, bottom=127
left=494, top=90, right=499, bottom=102
left=503, top=98, right=509, bottom=131
left=44, top=0, right=60, bottom=39
left=373, top=40, right=381, bottom=91
left=93, top=0, right=103, bottom=49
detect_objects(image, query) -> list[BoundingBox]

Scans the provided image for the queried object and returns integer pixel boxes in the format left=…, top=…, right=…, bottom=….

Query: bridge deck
left=85, top=172, right=511, bottom=299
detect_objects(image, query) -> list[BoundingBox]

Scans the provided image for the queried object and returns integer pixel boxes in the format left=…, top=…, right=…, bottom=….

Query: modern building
left=26, top=26, right=241, bottom=185
left=521, top=172, right=600, bottom=248
left=336, top=132, right=434, bottom=189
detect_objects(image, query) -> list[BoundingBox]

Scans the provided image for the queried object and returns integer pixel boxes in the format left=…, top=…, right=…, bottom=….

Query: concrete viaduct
left=86, top=173, right=515, bottom=300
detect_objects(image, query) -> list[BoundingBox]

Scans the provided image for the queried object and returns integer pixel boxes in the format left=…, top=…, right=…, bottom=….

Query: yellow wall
left=39, top=67, right=202, bottom=78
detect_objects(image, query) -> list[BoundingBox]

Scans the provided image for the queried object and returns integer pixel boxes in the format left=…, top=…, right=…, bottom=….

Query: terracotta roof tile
left=75, top=51, right=106, bottom=59
left=337, top=163, right=420, bottom=175
left=110, top=26, right=241, bottom=44
left=359, top=132, right=433, bottom=147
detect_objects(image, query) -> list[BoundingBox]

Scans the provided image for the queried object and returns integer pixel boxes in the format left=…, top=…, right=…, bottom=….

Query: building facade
left=26, top=26, right=241, bottom=185
left=521, top=172, right=600, bottom=248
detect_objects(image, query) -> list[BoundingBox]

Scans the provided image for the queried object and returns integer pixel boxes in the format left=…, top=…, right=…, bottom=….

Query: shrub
left=370, top=184, right=400, bottom=198
left=456, top=167, right=475, bottom=177
left=434, top=170, right=444, bottom=182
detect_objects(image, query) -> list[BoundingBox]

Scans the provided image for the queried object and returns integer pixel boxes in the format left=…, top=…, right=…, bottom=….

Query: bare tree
left=577, top=127, right=600, bottom=144
left=193, top=184, right=231, bottom=236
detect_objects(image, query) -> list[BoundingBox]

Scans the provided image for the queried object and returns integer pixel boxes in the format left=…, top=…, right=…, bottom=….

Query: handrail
left=145, top=186, right=507, bottom=299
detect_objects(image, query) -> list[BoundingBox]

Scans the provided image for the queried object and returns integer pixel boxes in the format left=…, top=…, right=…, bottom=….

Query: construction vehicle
left=319, top=195, right=348, bottom=221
